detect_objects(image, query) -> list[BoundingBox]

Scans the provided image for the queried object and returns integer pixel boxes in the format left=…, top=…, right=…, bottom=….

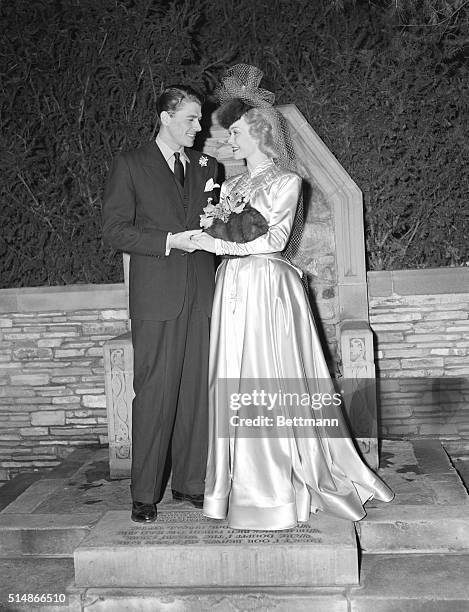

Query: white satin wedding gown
left=203, top=160, right=393, bottom=530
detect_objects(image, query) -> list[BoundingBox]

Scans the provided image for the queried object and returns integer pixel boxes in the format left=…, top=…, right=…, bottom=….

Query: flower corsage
left=200, top=190, right=269, bottom=243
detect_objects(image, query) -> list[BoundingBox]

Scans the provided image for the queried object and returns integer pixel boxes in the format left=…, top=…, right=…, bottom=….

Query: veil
left=215, top=64, right=304, bottom=263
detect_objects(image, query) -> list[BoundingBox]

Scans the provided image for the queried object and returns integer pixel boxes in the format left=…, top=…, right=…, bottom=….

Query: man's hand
left=190, top=232, right=217, bottom=253
left=168, top=229, right=203, bottom=253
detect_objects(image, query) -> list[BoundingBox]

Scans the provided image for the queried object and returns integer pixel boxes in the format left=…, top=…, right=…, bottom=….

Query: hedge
left=1, top=0, right=468, bottom=287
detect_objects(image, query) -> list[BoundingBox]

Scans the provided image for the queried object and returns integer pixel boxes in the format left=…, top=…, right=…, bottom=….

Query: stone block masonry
left=0, top=284, right=127, bottom=482
left=368, top=268, right=469, bottom=454
left=2, top=268, right=469, bottom=480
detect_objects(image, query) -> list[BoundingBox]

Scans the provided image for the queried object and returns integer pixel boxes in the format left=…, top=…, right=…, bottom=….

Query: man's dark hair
left=156, top=85, right=203, bottom=119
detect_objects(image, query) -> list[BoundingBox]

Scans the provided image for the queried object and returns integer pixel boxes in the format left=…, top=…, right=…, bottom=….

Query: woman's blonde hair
left=217, top=99, right=277, bottom=158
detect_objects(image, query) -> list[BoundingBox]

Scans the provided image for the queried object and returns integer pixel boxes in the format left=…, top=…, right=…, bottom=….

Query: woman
left=191, top=65, right=393, bottom=530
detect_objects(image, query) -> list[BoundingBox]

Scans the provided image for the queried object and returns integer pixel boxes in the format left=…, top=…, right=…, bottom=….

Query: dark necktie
left=173, top=152, right=184, bottom=187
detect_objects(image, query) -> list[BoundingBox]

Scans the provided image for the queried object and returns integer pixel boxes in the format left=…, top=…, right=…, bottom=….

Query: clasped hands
left=168, top=229, right=216, bottom=253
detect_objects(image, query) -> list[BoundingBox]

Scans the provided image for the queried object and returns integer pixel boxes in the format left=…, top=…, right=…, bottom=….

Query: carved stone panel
left=103, top=332, right=134, bottom=478
left=340, top=321, right=378, bottom=468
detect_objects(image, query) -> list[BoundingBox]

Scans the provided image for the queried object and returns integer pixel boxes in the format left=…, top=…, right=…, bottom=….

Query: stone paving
left=4, top=438, right=465, bottom=516
left=0, top=439, right=468, bottom=611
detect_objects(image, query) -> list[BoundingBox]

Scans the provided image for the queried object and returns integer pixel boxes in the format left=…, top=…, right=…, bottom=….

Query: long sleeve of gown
left=214, top=173, right=301, bottom=256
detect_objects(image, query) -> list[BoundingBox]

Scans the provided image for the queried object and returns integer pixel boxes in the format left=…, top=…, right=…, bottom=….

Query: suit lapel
left=141, top=141, right=185, bottom=220
left=140, top=143, right=210, bottom=226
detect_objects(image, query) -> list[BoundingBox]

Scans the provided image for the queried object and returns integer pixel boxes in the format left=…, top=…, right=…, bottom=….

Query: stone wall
left=1, top=267, right=468, bottom=482
left=0, top=284, right=127, bottom=482
left=368, top=268, right=469, bottom=454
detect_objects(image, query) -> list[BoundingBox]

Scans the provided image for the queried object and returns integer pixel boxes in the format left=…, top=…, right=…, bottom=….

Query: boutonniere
left=204, top=178, right=219, bottom=193
left=198, top=155, right=208, bottom=167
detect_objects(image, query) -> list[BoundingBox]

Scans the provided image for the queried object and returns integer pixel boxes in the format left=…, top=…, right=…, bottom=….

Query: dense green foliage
left=1, top=0, right=468, bottom=286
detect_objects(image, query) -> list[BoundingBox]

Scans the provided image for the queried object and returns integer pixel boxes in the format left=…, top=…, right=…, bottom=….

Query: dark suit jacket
left=102, top=141, right=218, bottom=321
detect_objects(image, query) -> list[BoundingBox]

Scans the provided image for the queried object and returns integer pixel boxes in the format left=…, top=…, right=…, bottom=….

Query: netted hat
left=216, top=64, right=303, bottom=263
left=216, top=64, right=276, bottom=108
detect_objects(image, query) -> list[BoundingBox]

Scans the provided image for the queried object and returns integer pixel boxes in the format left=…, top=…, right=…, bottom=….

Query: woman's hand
left=169, top=229, right=203, bottom=252
left=191, top=231, right=217, bottom=253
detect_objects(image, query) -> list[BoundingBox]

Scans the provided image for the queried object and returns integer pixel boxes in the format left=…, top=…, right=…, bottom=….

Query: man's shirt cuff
left=165, top=232, right=172, bottom=256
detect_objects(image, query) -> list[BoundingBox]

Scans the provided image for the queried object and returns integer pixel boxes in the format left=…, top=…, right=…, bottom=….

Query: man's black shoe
left=172, top=489, right=204, bottom=509
left=131, top=501, right=157, bottom=523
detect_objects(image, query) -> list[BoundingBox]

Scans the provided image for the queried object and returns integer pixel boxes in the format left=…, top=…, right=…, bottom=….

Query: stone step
left=358, top=504, right=469, bottom=553
left=0, top=514, right=99, bottom=557
left=351, top=552, right=469, bottom=612
left=71, top=552, right=469, bottom=611
left=1, top=554, right=469, bottom=611
left=3, top=502, right=467, bottom=559
left=73, top=510, right=358, bottom=588
left=1, top=479, right=70, bottom=514
left=0, top=558, right=77, bottom=611
left=2, top=501, right=468, bottom=560
left=76, top=587, right=350, bottom=611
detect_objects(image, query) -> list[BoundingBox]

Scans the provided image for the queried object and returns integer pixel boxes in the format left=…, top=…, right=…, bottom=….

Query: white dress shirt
left=155, top=135, right=190, bottom=255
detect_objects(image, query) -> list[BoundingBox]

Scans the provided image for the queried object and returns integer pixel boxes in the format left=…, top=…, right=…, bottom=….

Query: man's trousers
left=130, top=267, right=210, bottom=503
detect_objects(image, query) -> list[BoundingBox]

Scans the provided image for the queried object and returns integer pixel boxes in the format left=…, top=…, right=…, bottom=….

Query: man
left=103, top=85, right=217, bottom=522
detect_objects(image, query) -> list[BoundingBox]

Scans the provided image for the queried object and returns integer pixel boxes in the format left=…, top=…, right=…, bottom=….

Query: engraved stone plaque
left=74, top=510, right=358, bottom=588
